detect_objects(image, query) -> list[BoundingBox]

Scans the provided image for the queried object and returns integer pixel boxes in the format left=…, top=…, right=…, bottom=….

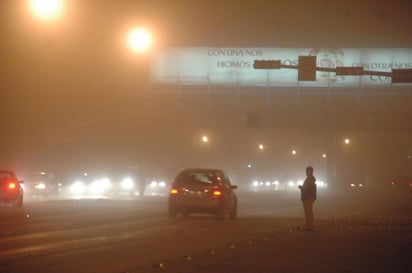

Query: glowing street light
left=201, top=135, right=209, bottom=143
left=127, top=27, right=153, bottom=53
left=344, top=138, right=350, bottom=145
left=258, top=144, right=264, bottom=151
left=292, top=149, right=297, bottom=155
left=29, top=0, right=64, bottom=20
left=322, top=153, right=327, bottom=158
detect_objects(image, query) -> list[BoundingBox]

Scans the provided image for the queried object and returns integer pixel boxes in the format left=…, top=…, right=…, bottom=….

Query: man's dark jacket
left=300, top=175, right=317, bottom=201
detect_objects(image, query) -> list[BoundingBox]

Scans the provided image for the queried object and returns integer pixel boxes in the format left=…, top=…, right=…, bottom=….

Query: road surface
left=0, top=190, right=411, bottom=273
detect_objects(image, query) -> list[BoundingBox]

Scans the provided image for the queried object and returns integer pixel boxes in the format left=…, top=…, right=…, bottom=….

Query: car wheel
left=168, top=207, right=178, bottom=219
left=181, top=211, right=190, bottom=218
left=12, top=196, right=23, bottom=208
left=216, top=208, right=226, bottom=220
left=229, top=205, right=237, bottom=219
left=137, top=185, right=145, bottom=197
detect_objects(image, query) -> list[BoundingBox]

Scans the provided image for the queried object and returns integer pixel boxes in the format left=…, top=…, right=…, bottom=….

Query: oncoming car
left=0, top=170, right=24, bottom=208
left=65, top=168, right=145, bottom=199
left=109, top=169, right=146, bottom=198
left=146, top=180, right=168, bottom=196
left=66, top=172, right=112, bottom=199
left=168, top=168, right=238, bottom=219
left=24, top=171, right=61, bottom=199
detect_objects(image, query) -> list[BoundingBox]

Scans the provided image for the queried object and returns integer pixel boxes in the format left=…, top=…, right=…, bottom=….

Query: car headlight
left=70, top=181, right=85, bottom=194
left=121, top=178, right=135, bottom=190
left=35, top=182, right=46, bottom=190
left=91, top=178, right=112, bottom=193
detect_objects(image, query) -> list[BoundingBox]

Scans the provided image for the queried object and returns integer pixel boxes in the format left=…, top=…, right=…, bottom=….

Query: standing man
left=298, top=166, right=317, bottom=231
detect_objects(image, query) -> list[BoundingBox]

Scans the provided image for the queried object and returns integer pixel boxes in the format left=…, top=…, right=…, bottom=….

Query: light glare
left=35, top=183, right=46, bottom=190
left=29, top=0, right=64, bottom=20
left=128, top=28, right=153, bottom=52
left=70, top=181, right=84, bottom=194
left=121, top=178, right=135, bottom=190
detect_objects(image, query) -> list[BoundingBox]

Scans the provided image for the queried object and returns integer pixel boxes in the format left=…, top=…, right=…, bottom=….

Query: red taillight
left=9, top=183, right=17, bottom=189
left=170, top=189, right=179, bottom=195
left=212, top=190, right=222, bottom=196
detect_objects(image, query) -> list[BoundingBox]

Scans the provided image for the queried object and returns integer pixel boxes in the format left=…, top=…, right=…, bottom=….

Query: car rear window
left=175, top=171, right=218, bottom=185
left=0, top=172, right=14, bottom=182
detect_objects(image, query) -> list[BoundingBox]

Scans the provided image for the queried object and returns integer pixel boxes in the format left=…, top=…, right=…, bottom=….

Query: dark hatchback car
left=0, top=170, right=24, bottom=208
left=168, top=168, right=238, bottom=219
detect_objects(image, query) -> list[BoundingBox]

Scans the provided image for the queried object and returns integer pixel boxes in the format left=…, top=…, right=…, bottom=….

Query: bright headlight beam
left=35, top=183, right=46, bottom=190
left=91, top=178, right=112, bottom=194
left=70, top=181, right=84, bottom=194
left=121, top=178, right=134, bottom=190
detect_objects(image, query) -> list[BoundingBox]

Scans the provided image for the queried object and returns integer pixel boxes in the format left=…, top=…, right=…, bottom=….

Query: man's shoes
left=298, top=226, right=315, bottom=231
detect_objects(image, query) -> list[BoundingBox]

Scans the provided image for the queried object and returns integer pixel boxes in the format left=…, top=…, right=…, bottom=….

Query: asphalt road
left=0, top=190, right=411, bottom=273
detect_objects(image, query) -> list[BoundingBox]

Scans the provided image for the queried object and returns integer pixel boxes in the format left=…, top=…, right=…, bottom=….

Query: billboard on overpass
left=150, top=48, right=412, bottom=87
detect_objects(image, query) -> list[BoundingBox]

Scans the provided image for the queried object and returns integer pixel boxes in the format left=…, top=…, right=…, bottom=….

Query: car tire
left=216, top=208, right=226, bottom=220
left=168, top=207, right=178, bottom=219
left=229, top=205, right=237, bottom=219
left=138, top=184, right=145, bottom=197
left=181, top=212, right=190, bottom=218
left=12, top=196, right=23, bottom=208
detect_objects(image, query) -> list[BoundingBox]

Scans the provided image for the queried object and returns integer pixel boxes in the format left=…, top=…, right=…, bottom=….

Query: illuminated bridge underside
left=5, top=86, right=412, bottom=133
left=141, top=85, right=412, bottom=130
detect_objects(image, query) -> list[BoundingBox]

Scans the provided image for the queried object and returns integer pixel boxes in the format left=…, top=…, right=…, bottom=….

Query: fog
left=1, top=0, right=411, bottom=190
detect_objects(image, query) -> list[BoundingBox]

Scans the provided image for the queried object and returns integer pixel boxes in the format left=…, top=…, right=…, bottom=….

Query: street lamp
left=202, top=135, right=209, bottom=143
left=344, top=138, right=350, bottom=145
left=127, top=27, right=153, bottom=53
left=258, top=144, right=264, bottom=151
left=29, top=0, right=64, bottom=20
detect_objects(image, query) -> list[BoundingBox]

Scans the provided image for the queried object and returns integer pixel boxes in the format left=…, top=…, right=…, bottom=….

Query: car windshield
left=176, top=171, right=218, bottom=185
left=0, top=172, right=13, bottom=181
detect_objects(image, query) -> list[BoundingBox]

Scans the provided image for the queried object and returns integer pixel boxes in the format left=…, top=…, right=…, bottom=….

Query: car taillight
left=170, top=189, right=179, bottom=195
left=9, top=182, right=17, bottom=189
left=212, top=190, right=222, bottom=196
